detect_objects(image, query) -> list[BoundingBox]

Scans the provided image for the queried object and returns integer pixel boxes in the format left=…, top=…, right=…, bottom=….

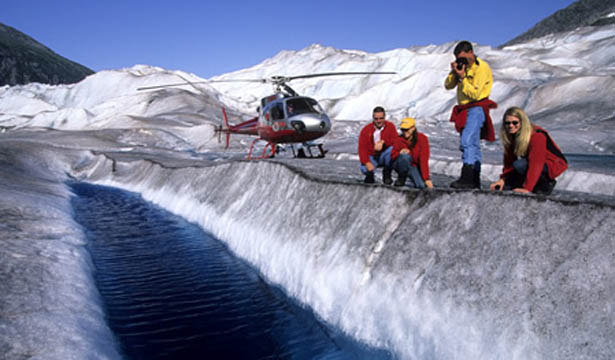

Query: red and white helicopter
left=139, top=72, right=395, bottom=158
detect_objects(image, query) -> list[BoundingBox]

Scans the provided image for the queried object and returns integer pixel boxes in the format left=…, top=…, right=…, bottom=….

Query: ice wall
left=74, top=152, right=615, bottom=360
left=0, top=142, right=121, bottom=359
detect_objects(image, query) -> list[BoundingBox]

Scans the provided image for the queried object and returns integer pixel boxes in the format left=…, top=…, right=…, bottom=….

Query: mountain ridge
left=502, top=0, right=615, bottom=47
left=0, top=22, right=94, bottom=86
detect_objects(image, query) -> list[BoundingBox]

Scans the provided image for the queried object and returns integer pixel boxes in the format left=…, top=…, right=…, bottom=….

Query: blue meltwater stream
left=70, top=183, right=393, bottom=360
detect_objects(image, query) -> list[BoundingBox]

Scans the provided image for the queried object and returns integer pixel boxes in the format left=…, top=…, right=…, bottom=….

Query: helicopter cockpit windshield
left=285, top=98, right=323, bottom=117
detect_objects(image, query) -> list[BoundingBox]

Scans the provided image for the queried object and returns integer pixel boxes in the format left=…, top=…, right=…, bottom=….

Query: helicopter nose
left=296, top=114, right=331, bottom=133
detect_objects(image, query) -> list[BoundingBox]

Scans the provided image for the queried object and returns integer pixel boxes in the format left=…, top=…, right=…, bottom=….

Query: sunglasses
left=504, top=121, right=519, bottom=126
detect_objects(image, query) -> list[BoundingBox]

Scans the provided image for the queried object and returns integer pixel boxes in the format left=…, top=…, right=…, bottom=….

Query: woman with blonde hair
left=490, top=107, right=568, bottom=194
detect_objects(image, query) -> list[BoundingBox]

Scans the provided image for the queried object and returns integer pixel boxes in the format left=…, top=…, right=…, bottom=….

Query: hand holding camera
left=455, top=57, right=468, bottom=70
left=450, top=57, right=468, bottom=80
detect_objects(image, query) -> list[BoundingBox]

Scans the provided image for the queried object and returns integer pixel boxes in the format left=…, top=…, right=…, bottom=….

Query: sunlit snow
left=1, top=24, right=615, bottom=360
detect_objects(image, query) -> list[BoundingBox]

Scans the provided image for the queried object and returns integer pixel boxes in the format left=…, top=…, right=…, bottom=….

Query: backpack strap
left=536, top=129, right=567, bottom=164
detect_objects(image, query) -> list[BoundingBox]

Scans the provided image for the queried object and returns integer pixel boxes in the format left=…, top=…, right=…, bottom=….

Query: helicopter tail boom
left=216, top=108, right=260, bottom=149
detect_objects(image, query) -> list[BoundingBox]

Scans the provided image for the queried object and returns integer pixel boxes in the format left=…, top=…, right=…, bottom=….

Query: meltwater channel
left=69, top=182, right=393, bottom=360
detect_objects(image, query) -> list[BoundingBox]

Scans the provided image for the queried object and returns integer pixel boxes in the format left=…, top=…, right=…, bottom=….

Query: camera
left=455, top=57, right=468, bottom=70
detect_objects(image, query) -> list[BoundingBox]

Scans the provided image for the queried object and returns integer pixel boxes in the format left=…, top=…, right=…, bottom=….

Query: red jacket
left=500, top=126, right=568, bottom=191
left=358, top=121, right=398, bottom=164
left=449, top=98, right=497, bottom=142
left=392, top=132, right=431, bottom=181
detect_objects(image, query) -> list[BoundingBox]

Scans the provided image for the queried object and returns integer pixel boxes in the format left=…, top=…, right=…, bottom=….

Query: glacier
left=1, top=24, right=615, bottom=359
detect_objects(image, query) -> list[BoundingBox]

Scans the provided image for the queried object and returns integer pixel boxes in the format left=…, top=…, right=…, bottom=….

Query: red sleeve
left=522, top=132, right=547, bottom=191
left=382, top=122, right=399, bottom=147
left=358, top=125, right=373, bottom=164
left=417, top=134, right=430, bottom=180
left=499, top=147, right=516, bottom=179
left=391, top=135, right=407, bottom=161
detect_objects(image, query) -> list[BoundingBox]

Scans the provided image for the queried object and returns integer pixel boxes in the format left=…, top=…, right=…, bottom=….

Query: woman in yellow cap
left=391, top=117, right=433, bottom=188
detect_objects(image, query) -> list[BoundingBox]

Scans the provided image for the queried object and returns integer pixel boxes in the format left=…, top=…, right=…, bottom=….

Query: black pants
left=504, top=158, right=554, bottom=194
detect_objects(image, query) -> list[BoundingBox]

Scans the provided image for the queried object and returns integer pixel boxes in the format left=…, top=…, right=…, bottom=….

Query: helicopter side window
left=268, top=103, right=285, bottom=121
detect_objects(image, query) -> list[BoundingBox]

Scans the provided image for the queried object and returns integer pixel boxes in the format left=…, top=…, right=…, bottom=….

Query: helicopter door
left=266, top=102, right=286, bottom=131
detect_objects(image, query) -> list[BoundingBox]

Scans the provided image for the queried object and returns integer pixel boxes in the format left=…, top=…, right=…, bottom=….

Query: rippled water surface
left=70, top=182, right=392, bottom=360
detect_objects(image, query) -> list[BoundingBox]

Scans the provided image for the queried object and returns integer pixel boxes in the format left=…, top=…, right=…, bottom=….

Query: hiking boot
left=535, top=179, right=556, bottom=195
left=364, top=171, right=375, bottom=184
left=394, top=173, right=407, bottom=187
left=472, top=162, right=481, bottom=189
left=450, top=164, right=475, bottom=189
left=383, top=167, right=393, bottom=185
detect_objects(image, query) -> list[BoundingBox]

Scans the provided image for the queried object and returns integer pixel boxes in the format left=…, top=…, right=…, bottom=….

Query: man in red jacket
left=358, top=106, right=398, bottom=184
left=391, top=117, right=433, bottom=188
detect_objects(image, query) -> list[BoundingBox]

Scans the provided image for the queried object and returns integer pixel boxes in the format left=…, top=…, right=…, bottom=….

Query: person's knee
left=513, top=159, right=528, bottom=174
left=395, top=154, right=410, bottom=171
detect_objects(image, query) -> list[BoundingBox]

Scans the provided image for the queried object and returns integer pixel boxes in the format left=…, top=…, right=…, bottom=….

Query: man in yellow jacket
left=444, top=40, right=497, bottom=189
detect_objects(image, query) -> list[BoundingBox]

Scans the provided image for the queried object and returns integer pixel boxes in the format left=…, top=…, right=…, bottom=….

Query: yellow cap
left=400, top=117, right=416, bottom=130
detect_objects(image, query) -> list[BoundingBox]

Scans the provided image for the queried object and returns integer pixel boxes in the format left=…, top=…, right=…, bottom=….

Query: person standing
left=358, top=106, right=398, bottom=184
left=489, top=107, right=568, bottom=195
left=391, top=117, right=433, bottom=189
left=444, top=40, right=497, bottom=189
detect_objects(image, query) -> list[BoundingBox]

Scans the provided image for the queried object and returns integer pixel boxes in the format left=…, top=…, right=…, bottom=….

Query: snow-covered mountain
left=2, top=22, right=615, bottom=360
left=1, top=25, right=614, bottom=155
left=208, top=25, right=615, bottom=155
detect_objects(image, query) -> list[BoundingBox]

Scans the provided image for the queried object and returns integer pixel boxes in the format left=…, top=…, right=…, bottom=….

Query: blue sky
left=3, top=0, right=576, bottom=78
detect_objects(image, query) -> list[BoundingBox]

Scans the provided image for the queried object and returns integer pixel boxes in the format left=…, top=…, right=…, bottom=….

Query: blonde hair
left=500, top=106, right=533, bottom=157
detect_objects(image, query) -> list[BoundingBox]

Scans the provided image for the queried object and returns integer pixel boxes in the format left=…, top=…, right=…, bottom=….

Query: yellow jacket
left=444, top=57, right=493, bottom=105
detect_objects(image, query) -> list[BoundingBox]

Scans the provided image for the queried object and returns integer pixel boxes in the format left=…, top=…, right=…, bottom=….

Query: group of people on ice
left=358, top=40, right=568, bottom=195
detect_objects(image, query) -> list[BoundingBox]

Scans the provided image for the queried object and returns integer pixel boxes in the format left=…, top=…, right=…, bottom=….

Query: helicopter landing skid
left=247, top=139, right=276, bottom=159
left=291, top=143, right=327, bottom=159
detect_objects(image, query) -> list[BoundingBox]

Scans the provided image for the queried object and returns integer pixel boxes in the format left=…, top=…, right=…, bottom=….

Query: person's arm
left=391, top=136, right=406, bottom=161
left=444, top=69, right=459, bottom=90
left=418, top=134, right=431, bottom=182
left=382, top=122, right=399, bottom=148
left=500, top=149, right=515, bottom=179
left=358, top=127, right=372, bottom=165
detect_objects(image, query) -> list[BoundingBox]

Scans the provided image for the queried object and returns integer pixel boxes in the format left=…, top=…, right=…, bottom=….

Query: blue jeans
left=361, top=146, right=392, bottom=174
left=460, top=106, right=485, bottom=165
left=392, top=153, right=426, bottom=188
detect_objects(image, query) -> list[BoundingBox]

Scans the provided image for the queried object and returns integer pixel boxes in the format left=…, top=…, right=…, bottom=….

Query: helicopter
left=138, top=71, right=396, bottom=159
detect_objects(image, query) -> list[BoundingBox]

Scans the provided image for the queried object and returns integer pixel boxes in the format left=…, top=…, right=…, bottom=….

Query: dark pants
left=504, top=158, right=553, bottom=193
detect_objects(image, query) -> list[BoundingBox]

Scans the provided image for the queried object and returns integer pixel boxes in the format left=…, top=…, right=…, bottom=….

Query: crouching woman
left=391, top=117, right=433, bottom=189
left=490, top=107, right=568, bottom=195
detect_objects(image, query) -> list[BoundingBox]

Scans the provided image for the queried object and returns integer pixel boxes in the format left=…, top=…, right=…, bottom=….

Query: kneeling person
left=392, top=117, right=433, bottom=189
left=490, top=107, right=568, bottom=195
left=358, top=106, right=398, bottom=184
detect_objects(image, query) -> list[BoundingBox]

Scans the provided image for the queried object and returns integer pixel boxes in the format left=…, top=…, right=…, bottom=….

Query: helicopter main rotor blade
left=207, top=78, right=267, bottom=83
left=137, top=81, right=212, bottom=91
left=137, top=79, right=266, bottom=91
left=137, top=72, right=395, bottom=91
left=284, top=71, right=396, bottom=82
